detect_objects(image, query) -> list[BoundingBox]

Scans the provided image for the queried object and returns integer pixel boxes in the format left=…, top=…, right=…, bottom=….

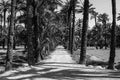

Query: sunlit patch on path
left=42, top=45, right=76, bottom=64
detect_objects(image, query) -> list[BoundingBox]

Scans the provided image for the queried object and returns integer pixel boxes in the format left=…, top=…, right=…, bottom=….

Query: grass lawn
left=87, top=47, right=120, bottom=63
left=73, top=47, right=120, bottom=64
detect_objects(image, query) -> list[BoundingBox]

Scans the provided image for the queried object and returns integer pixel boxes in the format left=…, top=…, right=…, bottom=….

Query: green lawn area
left=73, top=47, right=120, bottom=64
left=87, top=47, right=120, bottom=63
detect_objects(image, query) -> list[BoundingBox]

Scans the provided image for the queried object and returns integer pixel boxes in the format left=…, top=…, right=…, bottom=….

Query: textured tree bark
left=79, top=0, right=89, bottom=64
left=13, top=12, right=17, bottom=50
left=3, top=9, right=6, bottom=49
left=95, top=16, right=97, bottom=28
left=70, top=0, right=75, bottom=54
left=33, top=0, right=44, bottom=63
left=5, top=0, right=16, bottom=70
left=0, top=13, right=2, bottom=26
left=108, top=0, right=116, bottom=69
left=68, top=14, right=71, bottom=50
left=68, top=0, right=72, bottom=51
left=26, top=0, right=35, bottom=66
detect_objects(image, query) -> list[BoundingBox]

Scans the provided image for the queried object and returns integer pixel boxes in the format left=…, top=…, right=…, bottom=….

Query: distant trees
left=98, top=13, right=109, bottom=49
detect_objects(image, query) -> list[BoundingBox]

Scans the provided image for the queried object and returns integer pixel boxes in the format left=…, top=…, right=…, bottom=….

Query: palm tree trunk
left=104, top=21, right=107, bottom=49
left=3, top=9, right=7, bottom=49
left=95, top=16, right=97, bottom=27
left=0, top=13, right=2, bottom=26
left=68, top=12, right=72, bottom=51
left=26, top=0, right=35, bottom=66
left=13, top=12, right=17, bottom=50
left=3, top=9, right=6, bottom=29
left=5, top=0, right=16, bottom=70
left=107, top=0, right=116, bottom=69
left=0, top=13, right=2, bottom=33
left=33, top=0, right=40, bottom=63
left=68, top=0, right=72, bottom=50
left=79, top=0, right=89, bottom=64
left=70, top=0, right=75, bottom=54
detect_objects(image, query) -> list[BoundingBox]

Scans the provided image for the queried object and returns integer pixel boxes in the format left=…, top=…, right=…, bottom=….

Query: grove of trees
left=0, top=0, right=119, bottom=70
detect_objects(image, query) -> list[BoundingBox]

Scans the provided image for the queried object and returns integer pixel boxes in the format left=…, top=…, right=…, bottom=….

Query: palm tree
left=5, top=0, right=16, bottom=70
left=107, top=0, right=116, bottom=69
left=26, top=0, right=35, bottom=66
left=0, top=12, right=2, bottom=34
left=79, top=0, right=89, bottom=64
left=90, top=10, right=98, bottom=28
left=98, top=13, right=109, bottom=49
left=77, top=3, right=95, bottom=14
left=70, top=0, right=76, bottom=54
left=68, top=0, right=73, bottom=51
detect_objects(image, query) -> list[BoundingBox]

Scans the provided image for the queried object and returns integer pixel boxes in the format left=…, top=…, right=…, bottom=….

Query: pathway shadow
left=0, top=63, right=120, bottom=80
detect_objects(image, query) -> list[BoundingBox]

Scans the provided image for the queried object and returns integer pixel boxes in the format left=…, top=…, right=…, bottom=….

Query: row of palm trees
left=61, top=0, right=117, bottom=69
left=0, top=0, right=118, bottom=70
left=80, top=0, right=116, bottom=69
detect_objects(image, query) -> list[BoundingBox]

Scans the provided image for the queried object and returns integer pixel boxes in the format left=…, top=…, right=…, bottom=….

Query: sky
left=60, top=0, right=120, bottom=29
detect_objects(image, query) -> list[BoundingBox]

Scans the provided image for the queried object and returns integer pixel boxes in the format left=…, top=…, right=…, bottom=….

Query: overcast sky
left=61, top=0, right=120, bottom=28
left=89, top=0, right=120, bottom=28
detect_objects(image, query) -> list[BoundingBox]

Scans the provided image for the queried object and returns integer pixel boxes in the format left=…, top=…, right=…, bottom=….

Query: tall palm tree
left=107, top=0, right=116, bottom=69
left=5, top=0, right=16, bottom=70
left=70, top=0, right=76, bottom=54
left=68, top=0, right=73, bottom=51
left=79, top=0, right=89, bottom=64
left=26, top=0, right=35, bottom=66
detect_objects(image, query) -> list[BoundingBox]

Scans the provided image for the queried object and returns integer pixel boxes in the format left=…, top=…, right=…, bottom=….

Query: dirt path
left=0, top=46, right=120, bottom=80
left=42, top=45, right=75, bottom=63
